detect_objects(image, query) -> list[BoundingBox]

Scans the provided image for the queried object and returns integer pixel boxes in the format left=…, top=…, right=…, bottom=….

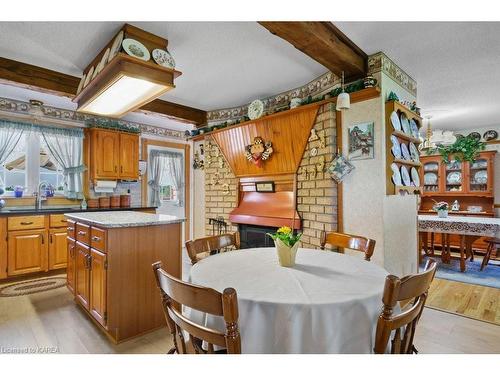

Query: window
left=0, top=133, right=67, bottom=196
left=159, top=184, right=178, bottom=202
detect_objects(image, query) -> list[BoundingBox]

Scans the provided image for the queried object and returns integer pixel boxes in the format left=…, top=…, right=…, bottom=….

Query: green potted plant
left=433, top=200, right=449, bottom=218
left=267, top=226, right=302, bottom=267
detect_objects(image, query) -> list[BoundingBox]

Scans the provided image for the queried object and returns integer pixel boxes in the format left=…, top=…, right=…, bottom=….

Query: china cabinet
left=419, top=150, right=496, bottom=253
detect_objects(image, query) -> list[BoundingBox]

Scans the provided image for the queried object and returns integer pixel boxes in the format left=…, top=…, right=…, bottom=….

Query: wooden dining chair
left=373, top=258, right=437, bottom=354
left=152, top=261, right=241, bottom=354
left=480, top=238, right=500, bottom=271
left=185, top=232, right=241, bottom=265
left=320, top=231, right=376, bottom=261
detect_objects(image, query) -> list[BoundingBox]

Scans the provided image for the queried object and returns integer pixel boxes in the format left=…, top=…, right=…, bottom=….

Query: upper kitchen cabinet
left=89, top=128, right=139, bottom=181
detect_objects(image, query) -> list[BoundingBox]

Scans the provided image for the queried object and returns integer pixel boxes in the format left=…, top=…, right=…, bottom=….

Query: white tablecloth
left=188, top=248, right=388, bottom=354
left=418, top=214, right=500, bottom=237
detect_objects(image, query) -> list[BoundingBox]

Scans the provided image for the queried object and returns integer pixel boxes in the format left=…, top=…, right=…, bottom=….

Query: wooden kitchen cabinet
left=119, top=133, right=139, bottom=179
left=89, top=128, right=139, bottom=181
left=89, top=248, right=107, bottom=327
left=75, top=241, right=90, bottom=310
left=48, top=228, right=68, bottom=270
left=7, top=229, right=48, bottom=276
left=67, top=238, right=76, bottom=295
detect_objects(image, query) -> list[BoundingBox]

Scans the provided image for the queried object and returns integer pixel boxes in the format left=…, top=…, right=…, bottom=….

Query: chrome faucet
left=35, top=181, right=49, bottom=210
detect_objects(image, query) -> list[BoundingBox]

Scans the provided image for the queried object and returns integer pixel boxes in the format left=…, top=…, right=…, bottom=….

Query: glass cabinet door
left=445, top=159, right=463, bottom=192
left=468, top=158, right=489, bottom=192
left=422, top=160, right=440, bottom=193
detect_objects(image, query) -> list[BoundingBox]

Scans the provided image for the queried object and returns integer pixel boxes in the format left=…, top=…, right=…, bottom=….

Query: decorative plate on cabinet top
left=97, top=48, right=110, bottom=73
left=447, top=171, right=462, bottom=184
left=391, top=163, right=402, bottom=186
left=390, top=111, right=401, bottom=131
left=122, top=38, right=150, bottom=61
left=471, top=160, right=487, bottom=168
left=84, top=66, right=94, bottom=87
left=390, top=135, right=401, bottom=158
left=483, top=129, right=498, bottom=141
left=473, top=170, right=487, bottom=184
left=400, top=112, right=411, bottom=135
left=468, top=132, right=481, bottom=141
left=76, top=74, right=85, bottom=94
left=152, top=49, right=175, bottom=69
left=409, top=119, right=419, bottom=138
left=409, top=142, right=420, bottom=162
left=424, top=172, right=438, bottom=185
left=400, top=166, right=411, bottom=186
left=248, top=99, right=264, bottom=120
left=410, top=167, right=420, bottom=186
left=400, top=142, right=411, bottom=160
left=108, top=31, right=124, bottom=63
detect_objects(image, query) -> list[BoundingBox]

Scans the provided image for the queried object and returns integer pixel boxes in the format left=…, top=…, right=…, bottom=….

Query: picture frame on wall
left=348, top=122, right=374, bottom=160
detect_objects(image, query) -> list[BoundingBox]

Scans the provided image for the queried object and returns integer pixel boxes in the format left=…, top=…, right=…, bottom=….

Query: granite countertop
left=64, top=211, right=185, bottom=228
left=0, top=205, right=157, bottom=216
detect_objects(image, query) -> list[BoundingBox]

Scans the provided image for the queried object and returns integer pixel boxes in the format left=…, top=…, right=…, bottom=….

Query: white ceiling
left=335, top=22, right=500, bottom=132
left=0, top=22, right=327, bottom=111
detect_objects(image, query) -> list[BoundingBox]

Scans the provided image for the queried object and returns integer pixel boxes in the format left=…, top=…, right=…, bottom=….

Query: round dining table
left=188, top=247, right=388, bottom=354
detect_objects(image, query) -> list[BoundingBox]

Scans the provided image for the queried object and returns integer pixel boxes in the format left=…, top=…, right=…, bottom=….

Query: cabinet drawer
left=90, top=227, right=106, bottom=252
left=50, top=214, right=69, bottom=228
left=67, top=220, right=76, bottom=239
left=75, top=223, right=90, bottom=245
left=8, top=215, right=45, bottom=231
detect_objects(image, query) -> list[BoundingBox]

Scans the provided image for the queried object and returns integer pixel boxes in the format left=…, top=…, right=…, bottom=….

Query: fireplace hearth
left=239, top=224, right=279, bottom=249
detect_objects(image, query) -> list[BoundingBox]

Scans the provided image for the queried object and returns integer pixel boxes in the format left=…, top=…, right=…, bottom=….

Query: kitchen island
left=64, top=211, right=184, bottom=343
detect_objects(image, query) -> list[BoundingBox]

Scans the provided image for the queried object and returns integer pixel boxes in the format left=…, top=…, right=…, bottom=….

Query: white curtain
left=148, top=150, right=184, bottom=207
left=41, top=130, right=85, bottom=199
left=0, top=121, right=27, bottom=186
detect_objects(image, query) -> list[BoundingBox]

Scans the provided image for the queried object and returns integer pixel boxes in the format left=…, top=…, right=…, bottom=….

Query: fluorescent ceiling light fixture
left=79, top=75, right=170, bottom=117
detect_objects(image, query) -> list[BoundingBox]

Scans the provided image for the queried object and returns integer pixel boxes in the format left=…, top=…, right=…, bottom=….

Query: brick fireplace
left=203, top=103, right=338, bottom=249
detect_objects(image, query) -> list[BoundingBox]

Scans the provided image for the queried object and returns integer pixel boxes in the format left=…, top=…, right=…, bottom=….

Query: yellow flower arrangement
left=267, top=226, right=302, bottom=248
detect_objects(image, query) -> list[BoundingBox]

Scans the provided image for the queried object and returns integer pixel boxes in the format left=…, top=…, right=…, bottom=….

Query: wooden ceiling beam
left=0, top=56, right=206, bottom=125
left=258, top=21, right=367, bottom=80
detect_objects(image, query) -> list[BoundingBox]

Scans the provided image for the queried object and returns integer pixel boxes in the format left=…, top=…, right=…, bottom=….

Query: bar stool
left=480, top=238, right=500, bottom=271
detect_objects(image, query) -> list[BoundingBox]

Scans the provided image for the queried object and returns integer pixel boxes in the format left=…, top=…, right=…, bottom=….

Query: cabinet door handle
left=92, top=236, right=101, bottom=242
left=41, top=234, right=44, bottom=244
left=78, top=231, right=86, bottom=236
left=50, top=234, right=53, bottom=244
left=114, top=166, right=117, bottom=172
left=67, top=227, right=73, bottom=231
left=61, top=219, right=67, bottom=223
left=120, top=166, right=123, bottom=173
left=20, top=221, right=34, bottom=225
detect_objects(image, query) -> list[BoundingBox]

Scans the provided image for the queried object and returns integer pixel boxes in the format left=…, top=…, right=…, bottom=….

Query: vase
left=275, top=238, right=299, bottom=267
left=438, top=210, right=448, bottom=218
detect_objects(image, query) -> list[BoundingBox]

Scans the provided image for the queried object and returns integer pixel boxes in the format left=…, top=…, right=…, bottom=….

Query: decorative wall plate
left=98, top=48, right=110, bottom=73
left=424, top=172, right=438, bottom=185
left=447, top=171, right=462, bottom=184
left=410, top=167, right=420, bottom=186
left=409, top=119, right=419, bottom=138
left=409, top=142, right=419, bottom=162
left=390, top=111, right=401, bottom=131
left=471, top=160, right=487, bottom=168
left=424, top=163, right=439, bottom=172
left=108, top=31, right=124, bottom=63
left=76, top=74, right=85, bottom=94
left=474, top=170, right=487, bottom=184
left=329, top=154, right=355, bottom=183
left=400, top=143, right=411, bottom=160
left=468, top=132, right=481, bottom=141
left=391, top=163, right=402, bottom=186
left=483, top=130, right=498, bottom=141
left=400, top=166, right=411, bottom=186
left=248, top=99, right=264, bottom=120
left=400, top=113, right=411, bottom=134
left=122, top=38, right=150, bottom=61
left=84, top=66, right=94, bottom=87
left=390, top=135, right=401, bottom=158
left=92, top=62, right=101, bottom=79
left=152, top=49, right=175, bottom=69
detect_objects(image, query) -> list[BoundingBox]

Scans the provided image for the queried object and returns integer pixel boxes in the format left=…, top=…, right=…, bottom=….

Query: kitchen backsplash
left=90, top=180, right=142, bottom=206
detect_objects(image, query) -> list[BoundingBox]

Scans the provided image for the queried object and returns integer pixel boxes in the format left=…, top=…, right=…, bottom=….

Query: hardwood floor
left=0, top=283, right=173, bottom=354
left=426, top=278, right=500, bottom=325
left=0, top=277, right=498, bottom=353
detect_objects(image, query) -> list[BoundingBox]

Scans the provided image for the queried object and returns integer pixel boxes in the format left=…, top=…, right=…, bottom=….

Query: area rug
left=0, top=277, right=67, bottom=297
left=420, top=258, right=500, bottom=289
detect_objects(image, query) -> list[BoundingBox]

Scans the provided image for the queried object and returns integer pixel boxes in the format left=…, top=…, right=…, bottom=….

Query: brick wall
left=203, top=139, right=238, bottom=235
left=203, top=103, right=337, bottom=248
left=297, top=104, right=337, bottom=249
